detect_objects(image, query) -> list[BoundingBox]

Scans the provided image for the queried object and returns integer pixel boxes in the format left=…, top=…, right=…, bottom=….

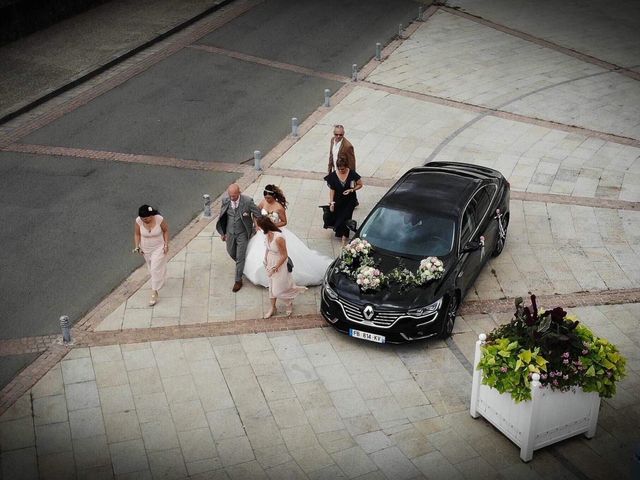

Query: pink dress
left=136, top=215, right=167, bottom=291
left=266, top=232, right=306, bottom=300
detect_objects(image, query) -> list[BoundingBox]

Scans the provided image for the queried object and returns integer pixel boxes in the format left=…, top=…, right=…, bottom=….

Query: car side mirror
left=462, top=240, right=481, bottom=253
left=346, top=219, right=358, bottom=232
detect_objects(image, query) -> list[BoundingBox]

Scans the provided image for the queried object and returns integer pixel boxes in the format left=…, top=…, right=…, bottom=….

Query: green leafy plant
left=477, top=295, right=626, bottom=402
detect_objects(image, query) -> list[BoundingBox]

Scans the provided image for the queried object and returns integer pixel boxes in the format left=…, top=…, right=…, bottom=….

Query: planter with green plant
left=469, top=294, right=626, bottom=461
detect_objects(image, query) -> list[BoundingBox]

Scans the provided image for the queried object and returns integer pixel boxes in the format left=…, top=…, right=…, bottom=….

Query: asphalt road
left=22, top=49, right=344, bottom=162
left=1, top=0, right=423, bottom=385
left=0, top=152, right=238, bottom=340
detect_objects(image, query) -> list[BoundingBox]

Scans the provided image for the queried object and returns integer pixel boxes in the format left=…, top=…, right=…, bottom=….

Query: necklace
left=143, top=219, right=155, bottom=233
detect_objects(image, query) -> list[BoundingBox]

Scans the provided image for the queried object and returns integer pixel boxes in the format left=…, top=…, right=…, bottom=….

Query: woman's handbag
left=320, top=205, right=335, bottom=229
left=286, top=257, right=294, bottom=272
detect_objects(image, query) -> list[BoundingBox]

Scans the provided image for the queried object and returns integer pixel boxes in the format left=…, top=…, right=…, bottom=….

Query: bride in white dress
left=244, top=185, right=333, bottom=287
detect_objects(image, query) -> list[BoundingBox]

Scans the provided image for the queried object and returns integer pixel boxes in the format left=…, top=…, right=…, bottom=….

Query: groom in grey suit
left=216, top=183, right=262, bottom=292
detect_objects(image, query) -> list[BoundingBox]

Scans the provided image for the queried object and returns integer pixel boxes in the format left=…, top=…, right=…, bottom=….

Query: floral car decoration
left=477, top=294, right=626, bottom=403
left=338, top=239, right=445, bottom=292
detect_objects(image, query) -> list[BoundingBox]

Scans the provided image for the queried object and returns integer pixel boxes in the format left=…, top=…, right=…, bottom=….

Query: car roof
left=382, top=162, right=502, bottom=216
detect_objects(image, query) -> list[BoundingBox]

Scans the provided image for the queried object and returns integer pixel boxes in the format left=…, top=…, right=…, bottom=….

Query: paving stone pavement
left=2, top=1, right=640, bottom=479
left=366, top=10, right=640, bottom=140
left=448, top=0, right=640, bottom=71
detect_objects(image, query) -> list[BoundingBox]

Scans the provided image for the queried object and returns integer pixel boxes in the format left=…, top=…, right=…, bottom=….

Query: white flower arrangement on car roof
left=337, top=239, right=445, bottom=293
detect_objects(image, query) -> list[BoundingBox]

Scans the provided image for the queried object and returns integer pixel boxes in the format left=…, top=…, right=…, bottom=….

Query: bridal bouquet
left=261, top=208, right=279, bottom=223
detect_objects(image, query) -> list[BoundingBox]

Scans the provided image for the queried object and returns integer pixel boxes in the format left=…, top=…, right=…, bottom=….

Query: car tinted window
left=460, top=208, right=475, bottom=246
left=359, top=206, right=455, bottom=257
left=474, top=185, right=497, bottom=226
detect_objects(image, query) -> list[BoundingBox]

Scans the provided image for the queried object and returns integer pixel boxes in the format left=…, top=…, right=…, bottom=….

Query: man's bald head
left=228, top=183, right=241, bottom=201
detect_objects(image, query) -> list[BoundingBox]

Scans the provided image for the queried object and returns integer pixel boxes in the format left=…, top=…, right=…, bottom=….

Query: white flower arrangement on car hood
left=336, top=239, right=445, bottom=292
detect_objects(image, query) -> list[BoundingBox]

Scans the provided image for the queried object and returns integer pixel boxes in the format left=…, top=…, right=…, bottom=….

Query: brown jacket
left=328, top=137, right=356, bottom=173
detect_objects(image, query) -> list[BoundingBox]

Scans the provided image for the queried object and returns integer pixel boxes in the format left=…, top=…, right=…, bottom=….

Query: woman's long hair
left=256, top=216, right=282, bottom=234
left=263, top=184, right=288, bottom=209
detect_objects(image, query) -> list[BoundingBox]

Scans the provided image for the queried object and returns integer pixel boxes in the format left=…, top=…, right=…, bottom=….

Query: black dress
left=324, top=169, right=361, bottom=238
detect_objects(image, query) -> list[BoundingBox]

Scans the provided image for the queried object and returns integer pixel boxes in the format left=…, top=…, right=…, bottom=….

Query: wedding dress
left=244, top=210, right=333, bottom=287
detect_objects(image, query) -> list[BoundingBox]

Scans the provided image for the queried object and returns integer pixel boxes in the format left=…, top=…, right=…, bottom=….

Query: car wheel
left=492, top=213, right=509, bottom=257
left=438, top=294, right=459, bottom=339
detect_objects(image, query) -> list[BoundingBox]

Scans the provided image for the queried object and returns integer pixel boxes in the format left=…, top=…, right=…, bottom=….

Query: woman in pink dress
left=134, top=205, right=169, bottom=306
left=256, top=216, right=306, bottom=318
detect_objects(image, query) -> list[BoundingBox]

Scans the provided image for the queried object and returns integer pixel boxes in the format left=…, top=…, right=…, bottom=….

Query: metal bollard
left=60, top=315, right=71, bottom=344
left=418, top=6, right=424, bottom=21
left=351, top=64, right=358, bottom=82
left=254, top=150, right=262, bottom=171
left=291, top=117, right=299, bottom=137
left=398, top=23, right=404, bottom=38
left=202, top=194, right=211, bottom=217
left=375, top=42, right=381, bottom=61
left=324, top=88, right=331, bottom=107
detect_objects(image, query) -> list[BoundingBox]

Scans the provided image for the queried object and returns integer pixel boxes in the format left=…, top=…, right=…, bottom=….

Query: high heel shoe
left=149, top=292, right=158, bottom=306
left=264, top=308, right=277, bottom=319
left=285, top=301, right=293, bottom=317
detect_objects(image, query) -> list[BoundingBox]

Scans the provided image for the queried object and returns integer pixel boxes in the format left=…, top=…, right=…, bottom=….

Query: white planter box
left=470, top=334, right=601, bottom=461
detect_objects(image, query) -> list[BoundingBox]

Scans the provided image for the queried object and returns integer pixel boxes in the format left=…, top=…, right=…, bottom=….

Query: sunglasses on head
left=263, top=190, right=275, bottom=196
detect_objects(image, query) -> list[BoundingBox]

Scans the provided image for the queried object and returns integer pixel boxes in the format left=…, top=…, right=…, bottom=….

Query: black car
left=321, top=161, right=510, bottom=343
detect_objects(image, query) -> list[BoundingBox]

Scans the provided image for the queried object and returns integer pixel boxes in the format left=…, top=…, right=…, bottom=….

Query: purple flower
left=563, top=374, right=569, bottom=380
left=606, top=371, right=612, bottom=378
left=549, top=371, right=555, bottom=377
left=541, top=374, right=548, bottom=380
left=553, top=380, right=559, bottom=386
left=563, top=359, right=569, bottom=364
left=500, top=366, right=508, bottom=373
left=581, top=349, right=589, bottom=355
left=562, top=352, right=570, bottom=358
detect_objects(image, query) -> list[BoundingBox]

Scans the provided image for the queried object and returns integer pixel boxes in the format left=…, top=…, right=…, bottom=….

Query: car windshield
left=359, top=206, right=456, bottom=257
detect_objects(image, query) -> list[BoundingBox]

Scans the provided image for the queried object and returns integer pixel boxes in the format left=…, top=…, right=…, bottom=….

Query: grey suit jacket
left=216, top=194, right=262, bottom=238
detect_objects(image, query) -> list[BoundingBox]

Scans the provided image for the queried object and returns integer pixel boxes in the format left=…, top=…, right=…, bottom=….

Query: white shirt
left=331, top=138, right=342, bottom=170
left=231, top=199, right=239, bottom=209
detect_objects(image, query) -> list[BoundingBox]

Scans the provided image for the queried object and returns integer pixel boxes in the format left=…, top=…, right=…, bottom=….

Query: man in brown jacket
left=328, top=124, right=356, bottom=173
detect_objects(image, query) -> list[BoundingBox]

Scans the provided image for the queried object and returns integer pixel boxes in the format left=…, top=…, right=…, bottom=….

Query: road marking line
left=3, top=143, right=249, bottom=172
left=189, top=44, right=351, bottom=82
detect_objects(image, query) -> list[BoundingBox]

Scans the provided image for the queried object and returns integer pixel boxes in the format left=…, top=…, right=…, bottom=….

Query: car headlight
left=408, top=297, right=442, bottom=316
left=324, top=283, right=338, bottom=301
left=323, top=269, right=339, bottom=301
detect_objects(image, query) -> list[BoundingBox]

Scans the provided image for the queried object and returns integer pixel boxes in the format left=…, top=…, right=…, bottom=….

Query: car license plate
left=349, top=329, right=385, bottom=344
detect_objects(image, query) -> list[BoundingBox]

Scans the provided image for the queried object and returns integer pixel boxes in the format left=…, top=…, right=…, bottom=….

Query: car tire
left=438, top=294, right=459, bottom=339
left=492, top=213, right=509, bottom=257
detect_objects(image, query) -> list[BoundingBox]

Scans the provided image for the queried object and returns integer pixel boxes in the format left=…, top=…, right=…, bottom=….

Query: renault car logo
left=362, top=305, right=375, bottom=320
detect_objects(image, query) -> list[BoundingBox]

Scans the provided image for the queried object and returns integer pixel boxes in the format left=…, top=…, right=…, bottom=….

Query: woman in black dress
left=324, top=156, right=364, bottom=246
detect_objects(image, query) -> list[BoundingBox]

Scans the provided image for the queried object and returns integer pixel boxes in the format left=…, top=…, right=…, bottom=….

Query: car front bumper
left=320, top=288, right=443, bottom=343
